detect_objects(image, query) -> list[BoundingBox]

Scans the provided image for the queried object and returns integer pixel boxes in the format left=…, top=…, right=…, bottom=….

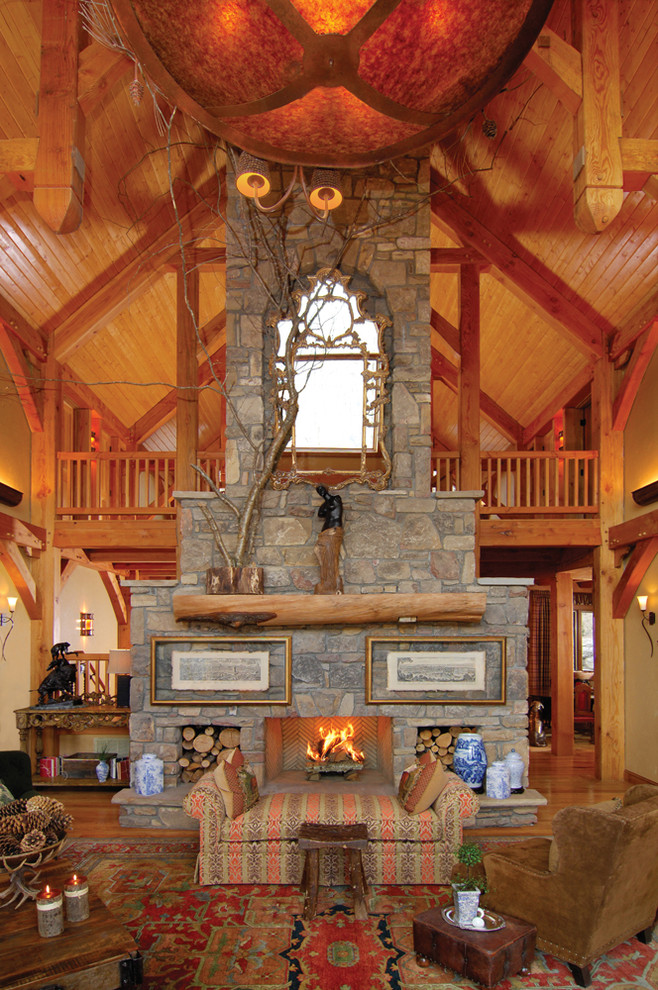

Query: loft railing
left=432, top=450, right=599, bottom=515
left=56, top=451, right=225, bottom=520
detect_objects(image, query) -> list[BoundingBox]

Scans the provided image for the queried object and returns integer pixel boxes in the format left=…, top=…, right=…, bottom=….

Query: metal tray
left=442, top=906, right=506, bottom=932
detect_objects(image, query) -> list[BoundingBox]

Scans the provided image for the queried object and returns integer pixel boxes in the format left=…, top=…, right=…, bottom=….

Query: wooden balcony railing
left=432, top=450, right=599, bottom=515
left=56, top=451, right=225, bottom=519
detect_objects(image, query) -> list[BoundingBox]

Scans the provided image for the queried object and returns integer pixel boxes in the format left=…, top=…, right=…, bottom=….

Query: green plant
left=453, top=841, right=489, bottom=893
left=95, top=742, right=110, bottom=763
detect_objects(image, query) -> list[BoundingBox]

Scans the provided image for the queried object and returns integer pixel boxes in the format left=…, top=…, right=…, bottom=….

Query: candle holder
left=36, top=884, right=64, bottom=937
left=64, top=873, right=89, bottom=922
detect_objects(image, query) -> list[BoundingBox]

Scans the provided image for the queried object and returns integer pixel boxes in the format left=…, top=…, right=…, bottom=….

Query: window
left=271, top=269, right=390, bottom=489
left=573, top=606, right=594, bottom=672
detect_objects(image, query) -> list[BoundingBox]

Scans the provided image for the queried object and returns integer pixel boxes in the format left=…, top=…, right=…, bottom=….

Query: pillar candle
left=64, top=872, right=89, bottom=922
left=36, top=884, right=64, bottom=937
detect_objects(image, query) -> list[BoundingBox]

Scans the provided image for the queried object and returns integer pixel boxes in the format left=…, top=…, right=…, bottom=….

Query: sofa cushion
left=213, top=748, right=259, bottom=819
left=398, top=752, right=448, bottom=814
left=220, top=792, right=442, bottom=843
left=0, top=779, right=14, bottom=804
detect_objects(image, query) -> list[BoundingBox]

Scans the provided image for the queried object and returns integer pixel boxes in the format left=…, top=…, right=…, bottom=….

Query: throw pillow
left=213, top=748, right=260, bottom=819
left=398, top=751, right=448, bottom=814
left=0, top=779, right=14, bottom=805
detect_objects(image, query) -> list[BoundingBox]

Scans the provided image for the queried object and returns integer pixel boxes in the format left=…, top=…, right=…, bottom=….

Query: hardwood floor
left=57, top=737, right=629, bottom=841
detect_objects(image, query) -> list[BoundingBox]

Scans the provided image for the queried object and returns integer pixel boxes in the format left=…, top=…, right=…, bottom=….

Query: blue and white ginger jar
left=486, top=760, right=511, bottom=800
left=134, top=753, right=164, bottom=796
left=504, top=748, right=525, bottom=793
left=452, top=733, right=487, bottom=790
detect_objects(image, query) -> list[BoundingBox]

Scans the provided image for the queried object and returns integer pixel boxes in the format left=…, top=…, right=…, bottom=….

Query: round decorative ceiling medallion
left=111, top=0, right=554, bottom=167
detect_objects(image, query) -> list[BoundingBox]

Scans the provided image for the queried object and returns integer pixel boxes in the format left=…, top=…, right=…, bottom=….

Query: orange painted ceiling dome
left=111, top=0, right=554, bottom=167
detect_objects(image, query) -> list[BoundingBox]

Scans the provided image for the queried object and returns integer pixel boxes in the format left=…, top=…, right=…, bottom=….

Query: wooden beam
left=458, top=265, right=480, bottom=491
left=60, top=546, right=119, bottom=573
left=525, top=29, right=582, bottom=116
left=549, top=571, right=575, bottom=756
left=0, top=512, right=45, bottom=552
left=176, top=267, right=200, bottom=491
left=61, top=365, right=131, bottom=443
left=521, top=364, right=595, bottom=446
left=610, top=289, right=658, bottom=360
left=572, top=0, right=623, bottom=233
left=0, top=322, right=43, bottom=432
left=99, top=570, right=128, bottom=626
left=163, top=247, right=227, bottom=271
left=0, top=294, right=47, bottom=361
left=619, top=137, right=658, bottom=191
left=173, top=591, right=488, bottom=627
left=608, top=509, right=658, bottom=550
left=612, top=537, right=658, bottom=619
left=612, top=320, right=658, bottom=431
left=52, top=196, right=218, bottom=362
left=480, top=518, right=601, bottom=547
left=53, top=520, right=177, bottom=549
left=430, top=183, right=605, bottom=357
left=77, top=41, right=132, bottom=115
left=0, top=540, right=39, bottom=619
left=430, top=247, right=488, bottom=270
left=430, top=308, right=460, bottom=354
left=33, top=0, right=85, bottom=234
left=432, top=349, right=522, bottom=445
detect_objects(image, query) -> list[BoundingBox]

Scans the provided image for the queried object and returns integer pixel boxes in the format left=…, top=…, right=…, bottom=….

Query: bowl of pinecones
left=0, top=794, right=73, bottom=871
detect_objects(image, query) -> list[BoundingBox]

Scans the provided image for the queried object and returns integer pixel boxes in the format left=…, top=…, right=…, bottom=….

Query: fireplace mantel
left=172, top=591, right=487, bottom=628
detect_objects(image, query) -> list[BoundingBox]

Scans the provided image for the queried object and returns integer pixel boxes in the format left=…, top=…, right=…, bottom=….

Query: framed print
left=150, top=636, right=292, bottom=705
left=366, top=636, right=506, bottom=705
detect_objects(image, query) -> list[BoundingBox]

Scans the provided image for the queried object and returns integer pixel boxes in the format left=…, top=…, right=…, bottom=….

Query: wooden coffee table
left=413, top=905, right=536, bottom=987
left=0, top=858, right=142, bottom=989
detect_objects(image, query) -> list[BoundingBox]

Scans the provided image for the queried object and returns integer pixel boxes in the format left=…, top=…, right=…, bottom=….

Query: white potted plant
left=452, top=841, right=489, bottom=928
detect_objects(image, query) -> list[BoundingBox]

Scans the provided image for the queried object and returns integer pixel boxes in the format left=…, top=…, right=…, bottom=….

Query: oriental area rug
left=63, top=837, right=657, bottom=990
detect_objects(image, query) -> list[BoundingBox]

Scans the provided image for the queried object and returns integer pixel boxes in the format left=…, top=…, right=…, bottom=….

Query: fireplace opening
left=263, top=716, right=395, bottom=795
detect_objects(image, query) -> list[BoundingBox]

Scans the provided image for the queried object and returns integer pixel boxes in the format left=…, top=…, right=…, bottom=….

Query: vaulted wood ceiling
left=0, top=0, right=657, bottom=459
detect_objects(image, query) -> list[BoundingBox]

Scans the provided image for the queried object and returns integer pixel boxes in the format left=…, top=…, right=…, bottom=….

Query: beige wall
left=624, top=346, right=658, bottom=783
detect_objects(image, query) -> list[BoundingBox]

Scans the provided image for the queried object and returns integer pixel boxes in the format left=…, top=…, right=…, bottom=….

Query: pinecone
left=4, top=815, right=27, bottom=836
left=20, top=829, right=46, bottom=853
left=0, top=798, right=27, bottom=819
left=0, top=834, right=21, bottom=857
left=26, top=795, right=65, bottom=817
left=129, top=77, right=144, bottom=106
left=48, top=811, right=74, bottom=838
left=18, top=810, right=50, bottom=833
left=482, top=116, right=498, bottom=139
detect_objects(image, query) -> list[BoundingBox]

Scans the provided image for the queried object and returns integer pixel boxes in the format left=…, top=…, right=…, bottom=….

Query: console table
left=14, top=705, right=130, bottom=787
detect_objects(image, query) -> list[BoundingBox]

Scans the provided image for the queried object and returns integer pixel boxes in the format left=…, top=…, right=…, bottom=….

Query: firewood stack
left=178, top=725, right=241, bottom=783
left=414, top=725, right=477, bottom=770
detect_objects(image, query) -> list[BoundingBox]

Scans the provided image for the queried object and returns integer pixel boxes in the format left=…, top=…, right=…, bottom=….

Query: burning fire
left=306, top=723, right=365, bottom=764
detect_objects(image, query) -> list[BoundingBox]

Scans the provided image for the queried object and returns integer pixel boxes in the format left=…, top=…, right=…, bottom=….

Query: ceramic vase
left=485, top=760, right=511, bottom=799
left=134, top=753, right=164, bottom=796
left=452, top=733, right=487, bottom=790
left=504, top=748, right=525, bottom=792
left=95, top=760, right=109, bottom=782
left=452, top=886, right=483, bottom=928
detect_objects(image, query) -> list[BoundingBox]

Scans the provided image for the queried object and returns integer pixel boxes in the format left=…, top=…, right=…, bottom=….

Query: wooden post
left=549, top=571, right=575, bottom=756
left=458, top=265, right=481, bottom=491
left=592, top=356, right=625, bottom=779
left=175, top=266, right=199, bottom=492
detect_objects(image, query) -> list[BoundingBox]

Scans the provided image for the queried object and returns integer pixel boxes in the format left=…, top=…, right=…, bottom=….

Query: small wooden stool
left=298, top=822, right=369, bottom=920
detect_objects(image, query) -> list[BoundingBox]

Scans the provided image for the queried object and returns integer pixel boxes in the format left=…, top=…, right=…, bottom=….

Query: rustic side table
left=298, top=822, right=369, bottom=920
left=413, top=905, right=536, bottom=987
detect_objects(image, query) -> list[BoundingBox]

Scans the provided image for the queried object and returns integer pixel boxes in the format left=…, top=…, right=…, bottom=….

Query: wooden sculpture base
left=314, top=527, right=343, bottom=595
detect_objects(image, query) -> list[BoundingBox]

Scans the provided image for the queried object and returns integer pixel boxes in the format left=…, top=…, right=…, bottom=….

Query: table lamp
left=108, top=649, right=132, bottom=708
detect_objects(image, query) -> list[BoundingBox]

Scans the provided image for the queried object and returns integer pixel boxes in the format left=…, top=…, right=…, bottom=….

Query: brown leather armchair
left=482, top=785, right=658, bottom=987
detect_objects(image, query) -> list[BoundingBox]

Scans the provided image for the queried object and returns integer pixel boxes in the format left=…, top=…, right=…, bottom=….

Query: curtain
left=528, top=589, right=551, bottom=696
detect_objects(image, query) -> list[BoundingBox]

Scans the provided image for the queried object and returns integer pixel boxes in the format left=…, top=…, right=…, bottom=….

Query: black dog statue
left=37, top=642, right=79, bottom=705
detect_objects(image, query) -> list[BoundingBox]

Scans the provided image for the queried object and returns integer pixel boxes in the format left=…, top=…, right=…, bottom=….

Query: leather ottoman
left=413, top=906, right=536, bottom=987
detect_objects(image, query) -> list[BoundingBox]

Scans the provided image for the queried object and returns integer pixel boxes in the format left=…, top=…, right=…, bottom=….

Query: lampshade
left=107, top=649, right=132, bottom=674
left=637, top=596, right=649, bottom=612
left=6, top=596, right=17, bottom=611
left=308, top=170, right=343, bottom=211
left=110, top=0, right=553, bottom=168
left=236, top=152, right=272, bottom=199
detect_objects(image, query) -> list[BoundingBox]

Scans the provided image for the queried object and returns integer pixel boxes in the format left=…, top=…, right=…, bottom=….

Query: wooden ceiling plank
left=612, top=536, right=658, bottom=618
left=521, top=363, right=595, bottom=445
left=430, top=179, right=605, bottom=357
left=77, top=41, right=132, bottom=115
left=0, top=538, right=39, bottom=619
left=33, top=0, right=85, bottom=234
left=612, top=318, right=658, bottom=430
left=0, top=137, right=38, bottom=176
left=0, top=320, right=43, bottom=432
left=608, top=509, right=658, bottom=550
left=572, top=0, right=624, bottom=234
left=432, top=348, right=522, bottom=445
left=0, top=292, right=47, bottom=360
left=61, top=365, right=131, bottom=443
left=611, top=284, right=658, bottom=359
left=525, top=28, right=582, bottom=115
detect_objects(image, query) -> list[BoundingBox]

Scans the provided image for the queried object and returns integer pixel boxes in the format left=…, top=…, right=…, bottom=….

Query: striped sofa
left=183, top=771, right=479, bottom=886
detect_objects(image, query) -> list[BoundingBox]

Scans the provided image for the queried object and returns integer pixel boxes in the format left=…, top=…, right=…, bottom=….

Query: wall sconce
left=78, top=612, right=94, bottom=637
left=107, top=649, right=132, bottom=708
left=637, top=596, right=655, bottom=657
left=236, top=152, right=343, bottom=219
left=0, top=596, right=18, bottom=661
left=0, top=482, right=22, bottom=507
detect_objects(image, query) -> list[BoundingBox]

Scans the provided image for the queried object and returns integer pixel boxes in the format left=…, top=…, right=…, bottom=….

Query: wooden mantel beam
left=33, top=0, right=85, bottom=234
left=173, top=592, right=487, bottom=628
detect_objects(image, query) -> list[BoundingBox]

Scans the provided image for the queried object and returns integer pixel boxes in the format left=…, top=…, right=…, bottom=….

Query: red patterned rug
left=63, top=837, right=658, bottom=990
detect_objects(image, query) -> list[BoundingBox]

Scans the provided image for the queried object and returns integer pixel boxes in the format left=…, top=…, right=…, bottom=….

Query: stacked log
left=178, top=725, right=241, bottom=783
left=414, top=725, right=477, bottom=770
